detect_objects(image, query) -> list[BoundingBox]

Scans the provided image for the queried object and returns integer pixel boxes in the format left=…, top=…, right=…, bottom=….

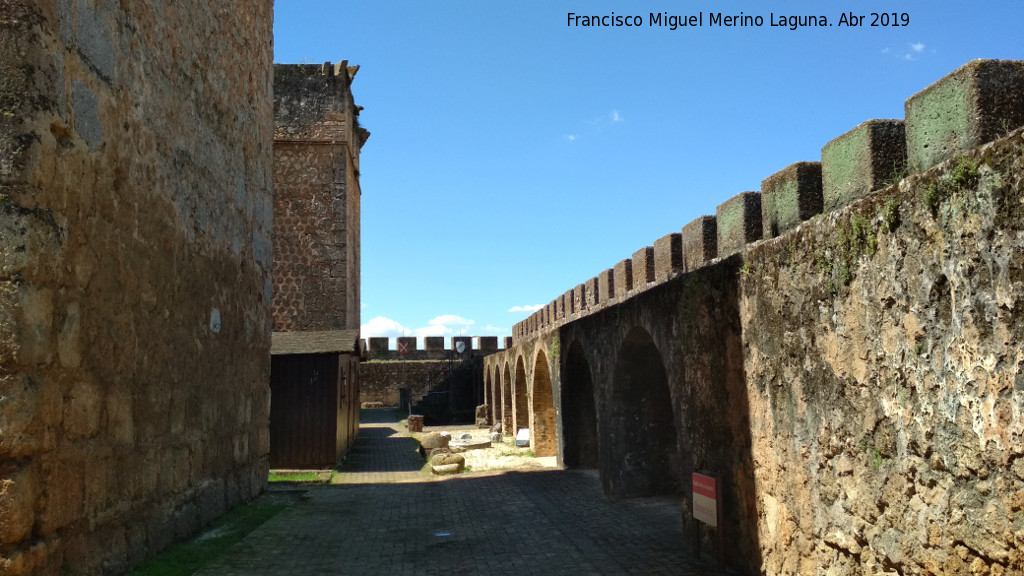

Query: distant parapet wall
left=362, top=336, right=506, bottom=361
left=511, top=58, right=1024, bottom=343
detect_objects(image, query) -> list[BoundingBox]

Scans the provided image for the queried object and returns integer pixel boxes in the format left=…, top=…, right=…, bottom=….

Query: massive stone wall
left=0, top=2, right=273, bottom=574
left=488, top=60, right=1024, bottom=574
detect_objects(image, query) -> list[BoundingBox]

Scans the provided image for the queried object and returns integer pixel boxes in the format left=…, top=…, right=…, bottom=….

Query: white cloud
left=910, top=42, right=925, bottom=53
left=508, top=304, right=544, bottom=313
left=427, top=314, right=474, bottom=327
left=564, top=134, right=578, bottom=142
left=360, top=316, right=409, bottom=339
left=609, top=109, right=623, bottom=123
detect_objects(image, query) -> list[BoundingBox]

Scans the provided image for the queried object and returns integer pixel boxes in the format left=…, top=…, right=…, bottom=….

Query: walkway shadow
left=338, top=408, right=424, bottom=474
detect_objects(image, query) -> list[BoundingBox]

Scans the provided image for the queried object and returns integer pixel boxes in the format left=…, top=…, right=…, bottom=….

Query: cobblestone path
left=196, top=410, right=730, bottom=575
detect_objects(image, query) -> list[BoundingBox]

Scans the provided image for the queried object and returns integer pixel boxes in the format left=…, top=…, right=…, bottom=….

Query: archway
left=484, top=367, right=493, bottom=424
left=602, top=327, right=679, bottom=497
left=513, top=355, right=529, bottom=435
left=502, top=362, right=513, bottom=434
left=532, top=350, right=556, bottom=457
left=562, top=339, right=598, bottom=468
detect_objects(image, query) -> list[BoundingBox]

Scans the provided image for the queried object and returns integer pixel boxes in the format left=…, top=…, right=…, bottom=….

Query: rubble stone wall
left=0, top=2, right=273, bottom=574
left=488, top=60, right=1024, bottom=574
left=742, top=130, right=1024, bottom=575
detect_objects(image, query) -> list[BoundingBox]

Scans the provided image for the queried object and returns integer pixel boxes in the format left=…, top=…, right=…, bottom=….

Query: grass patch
left=129, top=500, right=287, bottom=576
left=268, top=471, right=329, bottom=483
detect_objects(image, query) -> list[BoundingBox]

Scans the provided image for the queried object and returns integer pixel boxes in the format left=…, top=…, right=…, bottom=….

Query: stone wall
left=272, top=63, right=367, bottom=333
left=742, top=130, right=1024, bottom=575
left=360, top=361, right=450, bottom=407
left=489, top=60, right=1024, bottom=574
left=0, top=2, right=273, bottom=574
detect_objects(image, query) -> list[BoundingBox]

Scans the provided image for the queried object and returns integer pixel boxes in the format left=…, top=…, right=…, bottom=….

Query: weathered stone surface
left=716, top=191, right=761, bottom=257
left=906, top=59, right=1024, bottom=173
left=483, top=60, right=1024, bottom=575
left=598, top=269, right=614, bottom=304
left=761, top=161, right=823, bottom=238
left=430, top=453, right=466, bottom=475
left=631, top=247, right=655, bottom=289
left=420, top=433, right=449, bottom=450
left=653, top=233, right=682, bottom=281
left=613, top=259, right=633, bottom=299
left=1, top=0, right=273, bottom=572
left=680, top=215, right=717, bottom=271
left=821, top=120, right=905, bottom=212
left=407, top=415, right=424, bottom=433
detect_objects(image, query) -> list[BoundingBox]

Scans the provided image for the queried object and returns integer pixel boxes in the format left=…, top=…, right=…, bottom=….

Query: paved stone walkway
left=196, top=410, right=728, bottom=575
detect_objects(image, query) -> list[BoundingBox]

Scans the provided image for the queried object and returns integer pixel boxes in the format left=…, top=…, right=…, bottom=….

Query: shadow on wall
left=556, top=257, right=762, bottom=573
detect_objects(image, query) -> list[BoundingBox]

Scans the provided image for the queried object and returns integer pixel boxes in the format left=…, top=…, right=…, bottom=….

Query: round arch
left=532, top=350, right=556, bottom=457
left=562, top=339, right=598, bottom=469
left=602, top=327, right=679, bottom=497
left=502, top=361, right=513, bottom=434
left=514, top=355, right=529, bottom=435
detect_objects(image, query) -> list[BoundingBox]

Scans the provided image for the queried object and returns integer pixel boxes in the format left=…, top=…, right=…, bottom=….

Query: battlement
left=512, top=58, right=1024, bottom=343
left=361, top=335, right=508, bottom=361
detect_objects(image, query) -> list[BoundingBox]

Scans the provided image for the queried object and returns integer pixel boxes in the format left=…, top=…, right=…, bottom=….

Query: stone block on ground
left=515, top=428, right=530, bottom=447
left=761, top=161, right=823, bottom=238
left=407, top=415, right=424, bottom=433
left=821, top=120, right=905, bottom=213
left=418, top=432, right=450, bottom=458
left=681, top=216, right=717, bottom=271
left=430, top=453, right=465, bottom=475
left=905, top=59, right=1024, bottom=173
left=716, top=192, right=761, bottom=257
left=475, top=405, right=490, bottom=428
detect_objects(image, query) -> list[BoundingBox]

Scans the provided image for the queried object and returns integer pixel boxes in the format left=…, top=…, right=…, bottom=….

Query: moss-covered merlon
left=613, top=258, right=634, bottom=299
left=585, top=277, right=600, bottom=309
left=905, top=59, right=1024, bottom=173
left=632, top=246, right=655, bottom=287
left=821, top=119, right=906, bottom=212
left=761, top=161, right=823, bottom=238
left=681, top=215, right=718, bottom=272
left=654, top=232, right=683, bottom=281
left=716, top=192, right=762, bottom=257
left=599, top=268, right=615, bottom=304
left=425, top=336, right=445, bottom=352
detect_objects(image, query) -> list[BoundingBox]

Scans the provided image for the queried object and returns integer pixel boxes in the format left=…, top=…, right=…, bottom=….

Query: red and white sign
left=692, top=473, right=718, bottom=527
left=398, top=341, right=409, bottom=355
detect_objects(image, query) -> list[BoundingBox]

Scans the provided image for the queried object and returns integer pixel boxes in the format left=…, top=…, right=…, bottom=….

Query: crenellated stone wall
left=491, top=59, right=1024, bottom=574
left=0, top=2, right=273, bottom=574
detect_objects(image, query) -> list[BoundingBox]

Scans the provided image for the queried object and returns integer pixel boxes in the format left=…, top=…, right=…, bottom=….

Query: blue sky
left=273, top=1, right=1024, bottom=348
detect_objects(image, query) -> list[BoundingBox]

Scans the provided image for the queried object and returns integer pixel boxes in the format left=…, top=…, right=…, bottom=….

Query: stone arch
left=532, top=350, right=556, bottom=457
left=602, top=326, right=679, bottom=497
left=484, top=366, right=494, bottom=424
left=502, top=361, right=513, bottom=434
left=562, top=339, right=598, bottom=469
left=513, top=355, right=529, bottom=435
